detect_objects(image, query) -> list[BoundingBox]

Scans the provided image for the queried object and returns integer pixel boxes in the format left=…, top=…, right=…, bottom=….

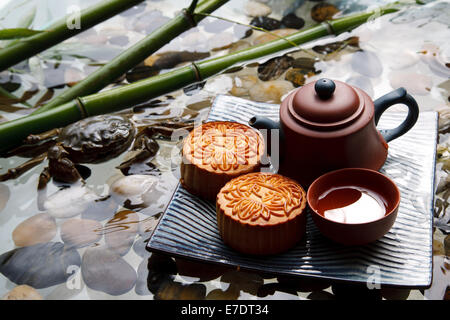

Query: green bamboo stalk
left=32, top=0, right=229, bottom=115
left=0, top=4, right=401, bottom=154
left=0, top=0, right=145, bottom=72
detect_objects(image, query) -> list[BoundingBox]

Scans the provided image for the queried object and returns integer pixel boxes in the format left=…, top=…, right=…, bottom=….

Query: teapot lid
left=289, top=78, right=364, bottom=130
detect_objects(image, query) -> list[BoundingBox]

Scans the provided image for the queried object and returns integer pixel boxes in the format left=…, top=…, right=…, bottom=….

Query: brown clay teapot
left=249, top=78, right=419, bottom=186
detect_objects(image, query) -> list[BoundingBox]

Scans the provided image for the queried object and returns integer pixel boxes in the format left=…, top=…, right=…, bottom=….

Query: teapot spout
left=248, top=116, right=284, bottom=159
left=249, top=116, right=281, bottom=132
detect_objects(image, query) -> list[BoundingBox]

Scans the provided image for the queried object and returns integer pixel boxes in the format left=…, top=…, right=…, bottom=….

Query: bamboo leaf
left=0, top=28, right=43, bottom=40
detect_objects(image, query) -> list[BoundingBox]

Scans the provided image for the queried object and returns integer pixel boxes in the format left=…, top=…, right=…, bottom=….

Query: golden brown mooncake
left=180, top=121, right=264, bottom=201
left=216, top=172, right=307, bottom=255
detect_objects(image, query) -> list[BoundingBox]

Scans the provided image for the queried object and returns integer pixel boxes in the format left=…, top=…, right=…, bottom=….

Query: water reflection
left=0, top=0, right=448, bottom=300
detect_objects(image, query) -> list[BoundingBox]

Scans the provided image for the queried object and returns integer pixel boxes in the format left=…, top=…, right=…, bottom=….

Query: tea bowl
left=307, top=168, right=400, bottom=245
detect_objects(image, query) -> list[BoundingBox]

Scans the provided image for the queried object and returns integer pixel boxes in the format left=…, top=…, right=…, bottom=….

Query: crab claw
left=47, top=145, right=82, bottom=184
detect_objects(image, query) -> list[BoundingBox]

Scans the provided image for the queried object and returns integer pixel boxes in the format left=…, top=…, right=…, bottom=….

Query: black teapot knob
left=315, top=78, right=335, bottom=100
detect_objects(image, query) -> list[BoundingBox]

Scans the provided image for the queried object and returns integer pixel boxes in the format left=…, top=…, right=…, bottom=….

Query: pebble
left=1, top=285, right=43, bottom=300
left=206, top=286, right=240, bottom=300
left=147, top=253, right=177, bottom=294
left=306, top=290, right=335, bottom=300
left=44, top=185, right=97, bottom=219
left=285, top=68, right=306, bottom=87
left=12, top=213, right=57, bottom=247
left=81, top=246, right=137, bottom=296
left=175, top=258, right=230, bottom=282
left=110, top=174, right=159, bottom=206
left=104, top=210, right=139, bottom=256
left=380, top=287, right=411, bottom=300
left=245, top=1, right=272, bottom=17
left=60, top=218, right=103, bottom=248
left=132, top=236, right=150, bottom=258
left=81, top=195, right=118, bottom=221
left=346, top=76, right=374, bottom=98
left=108, top=35, right=129, bottom=47
left=64, top=68, right=84, bottom=87
left=252, top=28, right=298, bottom=45
left=248, top=79, right=294, bottom=103
left=351, top=51, right=383, bottom=78
left=0, top=242, right=81, bottom=289
left=281, top=13, right=305, bottom=29
left=257, top=56, right=294, bottom=81
left=250, top=16, right=282, bottom=31
left=220, top=270, right=264, bottom=296
left=230, top=74, right=259, bottom=97
left=311, top=2, right=340, bottom=22
left=155, top=282, right=206, bottom=300
left=138, top=214, right=161, bottom=235
left=135, top=258, right=151, bottom=296
left=445, top=235, right=450, bottom=256
left=389, top=71, right=432, bottom=95
left=201, top=17, right=233, bottom=33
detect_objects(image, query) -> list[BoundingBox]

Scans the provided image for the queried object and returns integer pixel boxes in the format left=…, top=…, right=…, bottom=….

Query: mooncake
left=216, top=172, right=307, bottom=255
left=181, top=121, right=264, bottom=201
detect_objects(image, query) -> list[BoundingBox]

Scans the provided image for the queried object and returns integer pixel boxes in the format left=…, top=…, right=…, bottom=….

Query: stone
left=281, top=13, right=305, bottom=29
left=0, top=242, right=81, bottom=289
left=230, top=74, right=259, bottom=97
left=138, top=214, right=161, bottom=235
left=445, top=234, right=450, bottom=256
left=135, top=258, right=151, bottom=296
left=201, top=17, right=233, bottom=33
left=389, top=71, right=432, bottom=96
left=81, top=195, right=118, bottom=221
left=351, top=51, right=383, bottom=78
left=252, top=28, right=298, bottom=45
left=245, top=1, right=272, bottom=17
left=44, top=186, right=97, bottom=219
left=250, top=16, right=282, bottom=31
left=104, top=210, right=139, bottom=256
left=248, top=79, right=294, bottom=103
left=257, top=56, right=294, bottom=81
left=60, top=218, right=103, bottom=248
left=12, top=213, right=57, bottom=247
left=307, top=290, right=335, bottom=300
left=108, top=35, right=129, bottom=47
left=132, top=236, right=151, bottom=258
left=147, top=253, right=177, bottom=294
left=81, top=246, right=137, bottom=296
left=311, top=2, right=339, bottom=22
left=206, top=286, right=240, bottom=300
left=175, top=258, right=230, bottom=282
left=285, top=68, right=306, bottom=87
left=346, top=76, right=374, bottom=98
left=155, top=282, right=206, bottom=300
left=1, top=285, right=43, bottom=300
left=220, top=270, right=264, bottom=296
left=110, top=174, right=159, bottom=206
left=380, top=287, right=411, bottom=300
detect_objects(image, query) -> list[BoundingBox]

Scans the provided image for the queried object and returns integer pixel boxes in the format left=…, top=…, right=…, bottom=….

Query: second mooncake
left=181, top=121, right=264, bottom=201
left=216, top=172, right=307, bottom=255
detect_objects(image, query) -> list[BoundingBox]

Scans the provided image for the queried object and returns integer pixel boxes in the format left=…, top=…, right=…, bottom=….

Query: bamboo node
left=322, top=21, right=336, bottom=36
left=75, top=97, right=89, bottom=119
left=181, top=8, right=197, bottom=28
left=190, top=62, right=203, bottom=82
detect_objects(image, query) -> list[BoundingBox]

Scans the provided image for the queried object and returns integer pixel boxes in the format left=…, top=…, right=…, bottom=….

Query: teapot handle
left=374, top=87, right=419, bottom=143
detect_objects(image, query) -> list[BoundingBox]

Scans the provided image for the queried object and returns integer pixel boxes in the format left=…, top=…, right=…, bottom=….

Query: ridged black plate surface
left=147, top=94, right=437, bottom=288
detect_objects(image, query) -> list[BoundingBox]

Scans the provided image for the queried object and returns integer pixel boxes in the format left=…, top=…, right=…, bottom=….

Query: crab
left=0, top=114, right=194, bottom=189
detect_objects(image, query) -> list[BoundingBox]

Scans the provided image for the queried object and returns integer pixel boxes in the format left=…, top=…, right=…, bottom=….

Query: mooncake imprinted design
left=216, top=173, right=307, bottom=255
left=181, top=121, right=264, bottom=201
